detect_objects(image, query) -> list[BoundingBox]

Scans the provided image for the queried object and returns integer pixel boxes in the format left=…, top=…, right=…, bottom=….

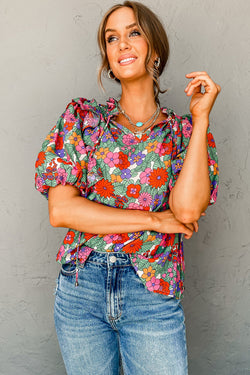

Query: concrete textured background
left=0, top=0, right=249, bottom=374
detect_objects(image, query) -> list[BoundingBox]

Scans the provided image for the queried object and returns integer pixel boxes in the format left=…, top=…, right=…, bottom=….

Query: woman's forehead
left=106, top=7, right=136, bottom=30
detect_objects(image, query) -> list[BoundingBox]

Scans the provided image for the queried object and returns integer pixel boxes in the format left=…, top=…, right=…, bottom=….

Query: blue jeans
left=54, top=250, right=188, bottom=375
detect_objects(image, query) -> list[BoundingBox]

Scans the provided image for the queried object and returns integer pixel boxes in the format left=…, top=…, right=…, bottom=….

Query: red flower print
left=64, top=121, right=74, bottom=133
left=72, top=161, right=83, bottom=179
left=149, top=168, right=168, bottom=188
left=35, top=151, right=46, bottom=168
left=114, top=152, right=130, bottom=170
left=207, top=132, right=216, bottom=148
left=160, top=142, right=172, bottom=156
left=64, top=230, right=75, bottom=245
left=43, top=163, right=58, bottom=181
left=84, top=232, right=94, bottom=241
left=113, top=233, right=130, bottom=243
left=54, top=133, right=64, bottom=150
left=114, top=195, right=128, bottom=208
left=123, top=238, right=143, bottom=254
left=126, top=184, right=141, bottom=198
left=95, top=179, right=114, bottom=198
left=160, top=233, right=175, bottom=248
left=159, top=279, right=170, bottom=294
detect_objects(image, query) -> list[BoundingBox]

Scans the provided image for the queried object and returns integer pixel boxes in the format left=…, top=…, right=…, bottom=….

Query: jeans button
left=110, top=256, right=117, bottom=263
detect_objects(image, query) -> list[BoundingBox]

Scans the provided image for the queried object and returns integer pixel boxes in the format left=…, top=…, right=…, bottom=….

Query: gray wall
left=1, top=0, right=249, bottom=374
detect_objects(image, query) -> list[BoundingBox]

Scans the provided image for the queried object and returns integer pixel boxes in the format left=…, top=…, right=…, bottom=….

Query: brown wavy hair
left=97, top=1, right=169, bottom=101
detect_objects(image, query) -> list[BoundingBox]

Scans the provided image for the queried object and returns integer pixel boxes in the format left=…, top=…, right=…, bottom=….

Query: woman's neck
left=119, top=78, right=157, bottom=122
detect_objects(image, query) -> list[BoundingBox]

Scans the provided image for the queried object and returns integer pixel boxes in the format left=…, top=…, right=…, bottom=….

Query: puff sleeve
left=169, top=114, right=219, bottom=205
left=35, top=100, right=89, bottom=199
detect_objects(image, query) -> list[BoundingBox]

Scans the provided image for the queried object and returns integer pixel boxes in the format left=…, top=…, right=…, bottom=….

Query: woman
left=35, top=1, right=220, bottom=374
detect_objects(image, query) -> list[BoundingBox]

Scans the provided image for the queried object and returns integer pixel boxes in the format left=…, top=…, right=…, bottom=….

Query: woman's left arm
left=169, top=71, right=221, bottom=224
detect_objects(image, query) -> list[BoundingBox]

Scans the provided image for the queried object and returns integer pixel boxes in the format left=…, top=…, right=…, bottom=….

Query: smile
left=119, top=57, right=137, bottom=65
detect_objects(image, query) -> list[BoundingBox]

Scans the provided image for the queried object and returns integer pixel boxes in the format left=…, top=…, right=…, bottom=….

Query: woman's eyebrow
left=105, top=23, right=137, bottom=34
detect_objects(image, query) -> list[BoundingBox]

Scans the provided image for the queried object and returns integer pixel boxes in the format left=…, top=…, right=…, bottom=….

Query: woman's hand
left=184, top=71, right=221, bottom=119
left=151, top=209, right=199, bottom=240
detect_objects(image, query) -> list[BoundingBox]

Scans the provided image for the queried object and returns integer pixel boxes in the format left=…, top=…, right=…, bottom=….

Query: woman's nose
left=119, top=37, right=130, bottom=51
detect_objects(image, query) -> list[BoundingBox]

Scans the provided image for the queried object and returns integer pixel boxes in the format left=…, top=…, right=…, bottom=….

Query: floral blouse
left=35, top=97, right=219, bottom=299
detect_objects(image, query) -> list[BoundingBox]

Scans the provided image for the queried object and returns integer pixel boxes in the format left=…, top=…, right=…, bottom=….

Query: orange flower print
left=123, top=239, right=143, bottom=254
left=95, top=179, right=114, bottom=198
left=149, top=168, right=168, bottom=188
left=146, top=235, right=156, bottom=242
left=68, top=132, right=81, bottom=146
left=35, top=151, right=46, bottom=168
left=213, top=162, right=219, bottom=175
left=126, top=184, right=141, bottom=198
left=45, top=128, right=56, bottom=142
left=164, top=159, right=171, bottom=169
left=111, top=174, right=122, bottom=183
left=146, top=140, right=158, bottom=153
left=95, top=147, right=109, bottom=160
left=141, top=266, right=156, bottom=281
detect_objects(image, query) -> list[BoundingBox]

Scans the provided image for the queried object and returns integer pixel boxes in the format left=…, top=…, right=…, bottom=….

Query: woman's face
left=105, top=7, right=154, bottom=83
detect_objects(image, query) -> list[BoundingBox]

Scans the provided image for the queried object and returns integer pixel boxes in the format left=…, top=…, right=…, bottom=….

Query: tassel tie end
left=75, top=268, right=79, bottom=287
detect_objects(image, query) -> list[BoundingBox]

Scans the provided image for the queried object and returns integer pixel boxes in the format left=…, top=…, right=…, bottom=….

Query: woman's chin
left=117, top=71, right=148, bottom=83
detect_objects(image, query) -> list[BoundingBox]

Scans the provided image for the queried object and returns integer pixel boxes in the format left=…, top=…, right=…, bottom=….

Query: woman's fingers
left=193, top=221, right=199, bottom=232
left=185, top=73, right=218, bottom=96
left=181, top=223, right=194, bottom=239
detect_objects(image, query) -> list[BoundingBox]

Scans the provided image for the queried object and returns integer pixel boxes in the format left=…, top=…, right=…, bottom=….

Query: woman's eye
left=107, top=35, right=117, bottom=43
left=130, top=30, right=141, bottom=37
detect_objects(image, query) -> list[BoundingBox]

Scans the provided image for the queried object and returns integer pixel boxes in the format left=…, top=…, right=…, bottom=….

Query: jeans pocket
left=61, top=263, right=77, bottom=277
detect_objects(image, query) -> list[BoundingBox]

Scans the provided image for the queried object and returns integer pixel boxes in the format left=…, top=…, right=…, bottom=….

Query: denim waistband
left=86, top=250, right=132, bottom=267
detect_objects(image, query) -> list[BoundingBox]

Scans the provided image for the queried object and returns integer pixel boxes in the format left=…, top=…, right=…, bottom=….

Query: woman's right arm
left=48, top=184, right=197, bottom=239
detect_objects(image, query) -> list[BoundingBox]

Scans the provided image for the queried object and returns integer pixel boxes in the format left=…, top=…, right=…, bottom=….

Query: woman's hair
left=97, top=1, right=169, bottom=101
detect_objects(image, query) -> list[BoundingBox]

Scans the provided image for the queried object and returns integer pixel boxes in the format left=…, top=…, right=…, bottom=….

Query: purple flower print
left=172, top=159, right=183, bottom=173
left=102, top=132, right=113, bottom=142
left=55, top=149, right=65, bottom=158
left=121, top=169, right=131, bottom=179
left=130, top=151, right=145, bottom=166
left=114, top=243, right=124, bottom=252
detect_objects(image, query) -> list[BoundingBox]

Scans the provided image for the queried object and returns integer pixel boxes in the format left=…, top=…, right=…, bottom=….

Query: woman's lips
left=118, top=57, right=137, bottom=66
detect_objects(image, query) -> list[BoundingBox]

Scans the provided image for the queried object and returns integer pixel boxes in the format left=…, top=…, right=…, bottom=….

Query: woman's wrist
left=191, top=113, right=209, bottom=126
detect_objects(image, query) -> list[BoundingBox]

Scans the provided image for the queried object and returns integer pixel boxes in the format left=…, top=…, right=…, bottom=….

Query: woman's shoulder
left=161, top=105, right=192, bottom=136
left=64, top=97, right=116, bottom=119
left=62, top=97, right=106, bottom=124
left=161, top=105, right=191, bottom=122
